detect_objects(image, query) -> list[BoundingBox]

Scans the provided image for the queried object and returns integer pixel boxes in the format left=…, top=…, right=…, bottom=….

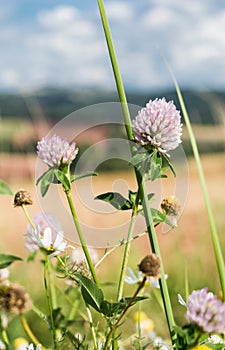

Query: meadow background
left=0, top=88, right=225, bottom=343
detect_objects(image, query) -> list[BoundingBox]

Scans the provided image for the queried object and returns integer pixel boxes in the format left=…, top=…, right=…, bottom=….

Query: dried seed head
left=161, top=195, right=181, bottom=216
left=138, top=254, right=161, bottom=278
left=0, top=283, right=31, bottom=314
left=14, top=190, right=33, bottom=207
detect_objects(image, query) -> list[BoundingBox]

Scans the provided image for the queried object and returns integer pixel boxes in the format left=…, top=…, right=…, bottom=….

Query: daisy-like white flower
left=124, top=267, right=167, bottom=288
left=186, top=288, right=225, bottom=334
left=37, top=134, right=79, bottom=168
left=27, top=226, right=67, bottom=258
left=25, top=212, right=63, bottom=253
left=132, top=98, right=182, bottom=155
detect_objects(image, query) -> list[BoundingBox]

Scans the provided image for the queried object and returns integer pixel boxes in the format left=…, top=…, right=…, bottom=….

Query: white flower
left=124, top=267, right=167, bottom=288
left=177, top=293, right=187, bottom=307
left=27, top=226, right=67, bottom=258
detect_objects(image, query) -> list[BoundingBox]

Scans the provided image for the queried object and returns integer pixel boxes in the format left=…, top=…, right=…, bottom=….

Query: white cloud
left=0, top=0, right=224, bottom=91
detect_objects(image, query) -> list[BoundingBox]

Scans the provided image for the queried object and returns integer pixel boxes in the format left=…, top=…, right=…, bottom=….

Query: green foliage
left=0, top=253, right=22, bottom=268
left=95, top=192, right=133, bottom=210
left=0, top=180, right=13, bottom=195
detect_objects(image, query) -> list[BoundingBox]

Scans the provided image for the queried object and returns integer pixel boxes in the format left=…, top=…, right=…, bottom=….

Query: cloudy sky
left=1, top=0, right=225, bottom=92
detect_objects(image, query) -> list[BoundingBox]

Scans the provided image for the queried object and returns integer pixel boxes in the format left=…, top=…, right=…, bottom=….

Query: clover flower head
left=132, top=98, right=182, bottom=155
left=27, top=226, right=67, bottom=258
left=37, top=134, right=79, bottom=168
left=186, top=288, right=225, bottom=334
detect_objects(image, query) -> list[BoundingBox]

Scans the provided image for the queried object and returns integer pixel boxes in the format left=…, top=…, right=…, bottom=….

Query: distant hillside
left=0, top=88, right=225, bottom=125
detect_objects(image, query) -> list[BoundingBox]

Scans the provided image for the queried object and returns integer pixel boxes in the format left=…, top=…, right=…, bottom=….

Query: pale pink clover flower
left=132, top=98, right=182, bottom=155
left=37, top=134, right=78, bottom=168
left=186, top=288, right=225, bottom=334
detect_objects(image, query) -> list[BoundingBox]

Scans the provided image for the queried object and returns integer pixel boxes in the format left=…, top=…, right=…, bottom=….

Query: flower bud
left=14, top=190, right=33, bottom=207
left=138, top=254, right=161, bottom=278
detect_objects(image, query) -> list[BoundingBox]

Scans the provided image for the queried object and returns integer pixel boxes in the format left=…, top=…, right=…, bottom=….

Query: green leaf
left=73, top=273, right=104, bottom=312
left=100, top=296, right=148, bottom=316
left=129, top=152, right=147, bottom=167
left=0, top=253, right=22, bottom=268
left=0, top=180, right=13, bottom=195
left=151, top=208, right=175, bottom=227
left=95, top=192, right=132, bottom=210
left=71, top=171, right=98, bottom=182
left=54, top=170, right=70, bottom=191
left=162, top=153, right=176, bottom=177
left=37, top=168, right=55, bottom=197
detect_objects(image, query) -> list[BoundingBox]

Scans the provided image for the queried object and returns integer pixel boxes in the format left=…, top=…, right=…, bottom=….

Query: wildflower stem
left=19, top=313, right=46, bottom=349
left=169, top=68, right=225, bottom=300
left=97, top=0, right=176, bottom=345
left=86, top=305, right=98, bottom=350
left=64, top=190, right=99, bottom=286
left=21, top=204, right=35, bottom=229
left=116, top=212, right=137, bottom=301
left=97, top=0, right=133, bottom=141
left=44, top=255, right=58, bottom=349
left=103, top=277, right=146, bottom=350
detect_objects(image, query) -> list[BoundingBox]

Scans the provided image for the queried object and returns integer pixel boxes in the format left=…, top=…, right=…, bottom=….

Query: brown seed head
left=14, top=190, right=33, bottom=207
left=161, top=195, right=181, bottom=216
left=138, top=254, right=161, bottom=278
left=0, top=283, right=31, bottom=314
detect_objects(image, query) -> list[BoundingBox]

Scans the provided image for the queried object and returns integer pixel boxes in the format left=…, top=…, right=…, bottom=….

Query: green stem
left=168, top=67, right=225, bottom=300
left=97, top=0, right=176, bottom=345
left=19, top=313, right=46, bottom=349
left=22, top=204, right=35, bottom=229
left=103, top=277, right=146, bottom=350
left=116, top=213, right=137, bottom=301
left=65, top=190, right=99, bottom=286
left=44, top=255, right=58, bottom=349
left=86, top=305, right=98, bottom=350
left=97, top=0, right=133, bottom=141
left=48, top=261, right=57, bottom=310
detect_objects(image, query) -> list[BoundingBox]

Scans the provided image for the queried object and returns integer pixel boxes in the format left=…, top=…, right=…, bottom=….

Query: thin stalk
left=48, top=261, right=57, bottom=310
left=19, top=313, right=46, bottom=349
left=97, top=0, right=133, bottom=140
left=116, top=213, right=137, bottom=301
left=44, top=255, right=58, bottom=350
left=97, top=0, right=176, bottom=345
left=22, top=204, right=35, bottom=229
left=168, top=66, right=225, bottom=300
left=65, top=190, right=99, bottom=286
left=103, top=277, right=146, bottom=350
left=86, top=305, right=98, bottom=350
left=1, top=330, right=9, bottom=348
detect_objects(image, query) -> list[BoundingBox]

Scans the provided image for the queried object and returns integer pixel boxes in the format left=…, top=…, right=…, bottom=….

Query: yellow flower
left=133, top=311, right=154, bottom=334
left=191, top=346, right=211, bottom=350
left=13, top=337, right=29, bottom=350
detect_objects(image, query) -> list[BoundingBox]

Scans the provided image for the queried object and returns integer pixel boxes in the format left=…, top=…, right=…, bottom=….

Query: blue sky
left=1, top=0, right=225, bottom=92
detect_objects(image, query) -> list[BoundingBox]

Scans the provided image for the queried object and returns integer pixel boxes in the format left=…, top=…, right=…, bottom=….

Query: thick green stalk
left=65, top=190, right=99, bottom=286
left=169, top=68, right=225, bottom=300
left=97, top=0, right=176, bottom=344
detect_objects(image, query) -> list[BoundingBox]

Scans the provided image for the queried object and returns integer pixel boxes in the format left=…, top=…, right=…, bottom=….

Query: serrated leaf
left=54, top=170, right=70, bottom=191
left=0, top=180, right=13, bottom=195
left=0, top=254, right=22, bottom=268
left=73, top=273, right=104, bottom=312
left=95, top=192, right=132, bottom=210
left=39, top=169, right=55, bottom=197
left=71, top=172, right=98, bottom=182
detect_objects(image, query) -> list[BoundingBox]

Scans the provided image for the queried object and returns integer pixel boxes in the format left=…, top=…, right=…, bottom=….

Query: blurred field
left=0, top=150, right=225, bottom=340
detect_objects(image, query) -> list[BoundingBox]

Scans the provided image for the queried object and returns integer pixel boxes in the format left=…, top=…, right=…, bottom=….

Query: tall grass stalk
left=97, top=0, right=176, bottom=345
left=168, top=65, right=225, bottom=300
